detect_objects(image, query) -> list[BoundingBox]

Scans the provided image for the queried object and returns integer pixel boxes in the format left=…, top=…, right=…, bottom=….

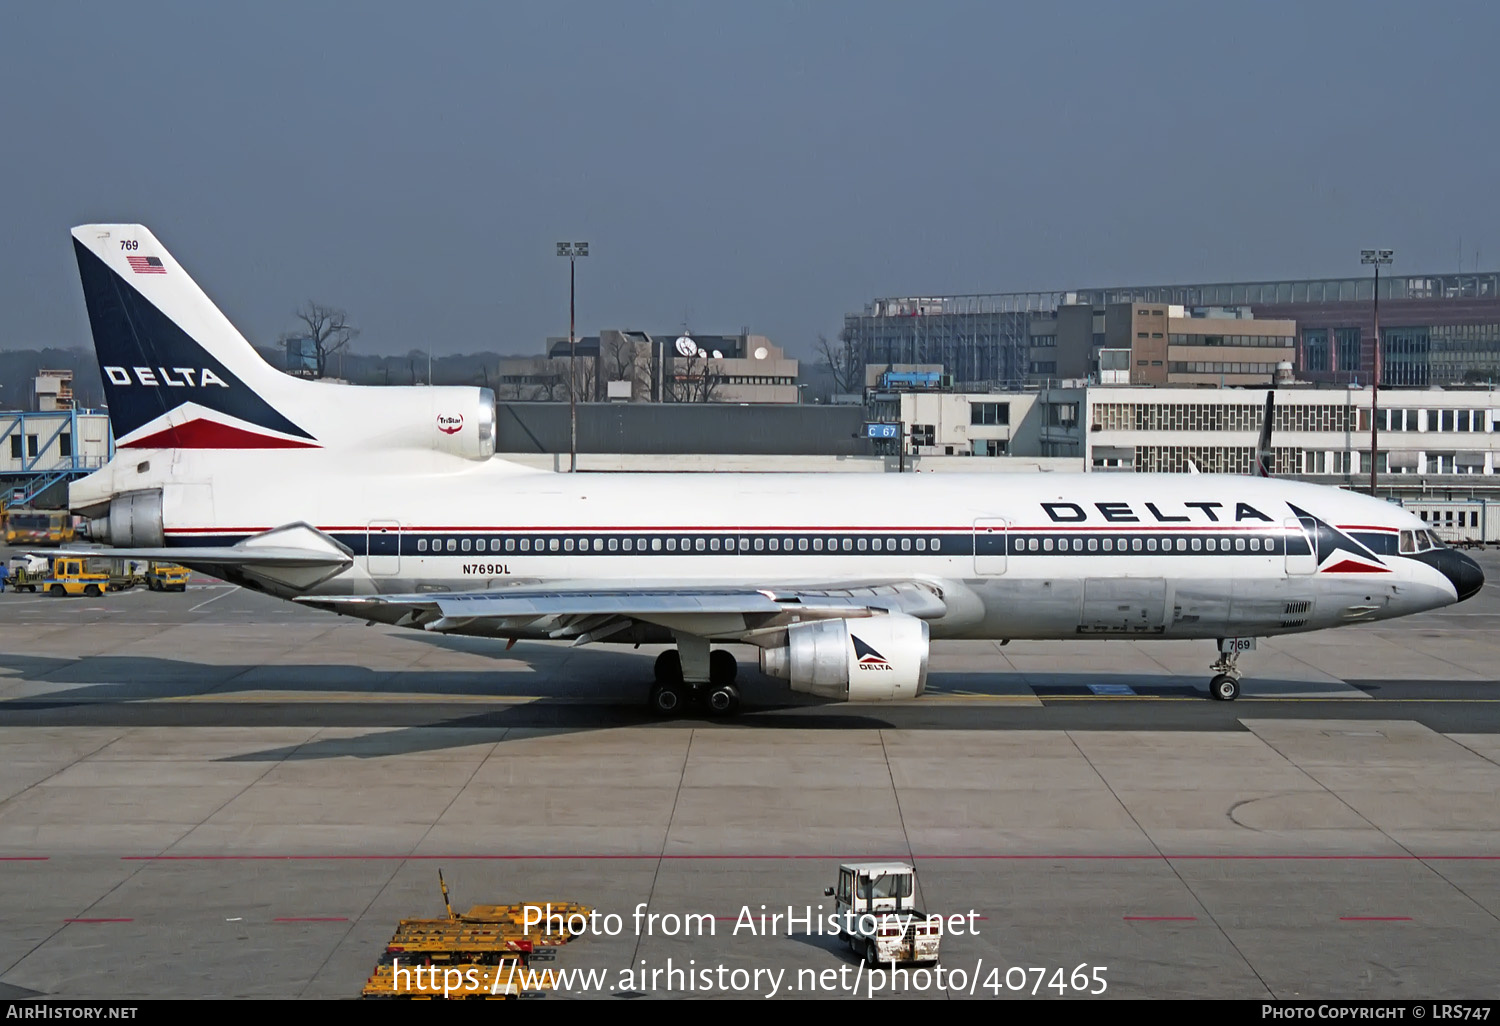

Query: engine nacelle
left=95, top=488, right=164, bottom=547
left=378, top=386, right=495, bottom=461
left=759, top=614, right=929, bottom=701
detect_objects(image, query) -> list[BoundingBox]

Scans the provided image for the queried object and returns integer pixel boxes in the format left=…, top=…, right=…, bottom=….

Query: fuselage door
left=1284, top=517, right=1316, bottom=575
left=973, top=518, right=1008, bottom=575
left=367, top=520, right=401, bottom=576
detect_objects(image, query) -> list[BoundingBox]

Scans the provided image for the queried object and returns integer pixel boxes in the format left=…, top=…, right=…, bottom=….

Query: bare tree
left=281, top=302, right=359, bottom=380
left=816, top=331, right=863, bottom=395
left=666, top=350, right=723, bottom=403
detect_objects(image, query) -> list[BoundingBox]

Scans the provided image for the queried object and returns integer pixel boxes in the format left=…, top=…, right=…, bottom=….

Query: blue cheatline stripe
left=167, top=527, right=1304, bottom=559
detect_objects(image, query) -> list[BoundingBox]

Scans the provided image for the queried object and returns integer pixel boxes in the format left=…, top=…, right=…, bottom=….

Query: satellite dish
left=753, top=346, right=768, bottom=360
left=674, top=336, right=696, bottom=357
left=711, top=350, right=722, bottom=359
left=696, top=349, right=707, bottom=358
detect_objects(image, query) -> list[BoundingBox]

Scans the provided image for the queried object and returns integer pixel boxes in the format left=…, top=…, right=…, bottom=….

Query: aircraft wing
left=295, top=580, right=949, bottom=643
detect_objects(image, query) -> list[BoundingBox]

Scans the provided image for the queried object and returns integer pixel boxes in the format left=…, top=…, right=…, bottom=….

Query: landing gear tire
left=709, top=650, right=737, bottom=685
left=1209, top=674, right=1241, bottom=702
left=705, top=683, right=740, bottom=717
left=653, top=650, right=683, bottom=684
left=649, top=681, right=688, bottom=716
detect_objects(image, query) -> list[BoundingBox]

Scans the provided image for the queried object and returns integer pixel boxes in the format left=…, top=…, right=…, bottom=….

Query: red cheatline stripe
left=64, top=918, right=132, bottom=923
left=1339, top=916, right=1412, bottom=922
left=274, top=917, right=348, bottom=923
left=120, top=853, right=1500, bottom=861
left=1124, top=916, right=1197, bottom=921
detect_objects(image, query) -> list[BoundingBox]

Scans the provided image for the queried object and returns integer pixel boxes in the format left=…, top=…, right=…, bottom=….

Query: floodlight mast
left=1361, top=248, right=1393, bottom=495
left=557, top=242, right=589, bottom=471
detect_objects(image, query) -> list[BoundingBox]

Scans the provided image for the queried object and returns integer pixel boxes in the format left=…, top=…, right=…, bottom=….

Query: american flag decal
left=126, top=255, right=166, bottom=274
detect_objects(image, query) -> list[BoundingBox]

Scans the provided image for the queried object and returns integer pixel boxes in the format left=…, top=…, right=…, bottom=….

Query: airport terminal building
left=844, top=271, right=1500, bottom=390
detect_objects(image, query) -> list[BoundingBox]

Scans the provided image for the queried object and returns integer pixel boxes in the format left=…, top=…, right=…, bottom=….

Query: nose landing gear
left=1207, top=638, right=1253, bottom=701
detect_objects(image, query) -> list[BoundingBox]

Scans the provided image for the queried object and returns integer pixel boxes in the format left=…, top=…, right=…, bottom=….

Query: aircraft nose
left=1412, top=548, right=1485, bottom=602
left=1449, top=551, right=1485, bottom=602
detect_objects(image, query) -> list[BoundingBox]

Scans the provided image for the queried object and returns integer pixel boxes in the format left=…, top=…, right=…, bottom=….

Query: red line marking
left=0, top=856, right=48, bottom=861
left=120, top=853, right=1500, bottom=861
left=64, top=918, right=132, bottom=923
left=274, top=917, right=349, bottom=922
left=1339, top=916, right=1412, bottom=921
left=1124, top=916, right=1198, bottom=921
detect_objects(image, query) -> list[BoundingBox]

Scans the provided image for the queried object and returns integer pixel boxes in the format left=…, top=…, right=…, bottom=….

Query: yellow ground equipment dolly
left=361, top=872, right=590, bottom=999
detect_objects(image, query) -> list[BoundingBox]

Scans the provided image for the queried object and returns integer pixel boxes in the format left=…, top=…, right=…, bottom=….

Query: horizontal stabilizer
left=44, top=523, right=354, bottom=592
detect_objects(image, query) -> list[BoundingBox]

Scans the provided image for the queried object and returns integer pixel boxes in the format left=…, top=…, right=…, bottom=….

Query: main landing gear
left=1207, top=640, right=1252, bottom=701
left=649, top=641, right=741, bottom=718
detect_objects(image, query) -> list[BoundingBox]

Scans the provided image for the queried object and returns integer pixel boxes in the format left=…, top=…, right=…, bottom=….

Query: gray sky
left=2, top=1, right=1496, bottom=358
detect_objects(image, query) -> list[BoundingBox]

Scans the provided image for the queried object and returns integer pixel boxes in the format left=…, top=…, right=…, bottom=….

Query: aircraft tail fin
left=70, top=225, right=321, bottom=451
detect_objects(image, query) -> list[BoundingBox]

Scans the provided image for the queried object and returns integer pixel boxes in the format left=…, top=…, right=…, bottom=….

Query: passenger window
left=1250, top=538, right=1260, bottom=551
left=1147, top=538, right=1157, bottom=552
left=417, top=539, right=428, bottom=552
left=1087, top=538, right=1097, bottom=552
left=931, top=538, right=941, bottom=552
left=1191, top=538, right=1201, bottom=551
left=856, top=538, right=866, bottom=551
left=843, top=538, right=853, bottom=552
left=461, top=539, right=471, bottom=552
left=813, top=538, right=824, bottom=551
left=1028, top=538, right=1038, bottom=552
left=1266, top=539, right=1276, bottom=553
left=872, top=538, right=881, bottom=552
left=784, top=538, right=794, bottom=550
left=1102, top=538, right=1112, bottom=552
left=710, top=538, right=720, bottom=552
left=446, top=539, right=457, bottom=552
left=564, top=538, right=574, bottom=552
left=696, top=538, right=706, bottom=552
left=755, top=538, right=765, bottom=551
left=916, top=539, right=926, bottom=552
left=607, top=538, right=617, bottom=551
left=769, top=538, right=779, bottom=552
left=520, top=539, right=530, bottom=552
left=1043, top=538, right=1053, bottom=552
left=1235, top=538, right=1245, bottom=552
left=1132, top=539, right=1142, bottom=552
left=624, top=538, right=634, bottom=552
left=1207, top=538, right=1217, bottom=552
left=652, top=538, right=662, bottom=551
left=799, top=539, right=808, bottom=551
left=901, top=539, right=911, bottom=551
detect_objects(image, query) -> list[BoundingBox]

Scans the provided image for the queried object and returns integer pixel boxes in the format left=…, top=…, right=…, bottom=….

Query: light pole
left=1362, top=248, right=1393, bottom=495
left=557, top=242, right=589, bottom=471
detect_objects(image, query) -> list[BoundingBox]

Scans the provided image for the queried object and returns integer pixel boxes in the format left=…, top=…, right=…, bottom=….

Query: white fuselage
left=80, top=450, right=1461, bottom=642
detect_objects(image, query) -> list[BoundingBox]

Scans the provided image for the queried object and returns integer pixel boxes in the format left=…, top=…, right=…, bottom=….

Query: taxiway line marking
left=63, top=918, right=132, bottom=923
left=1124, top=916, right=1198, bottom=921
left=273, top=917, right=349, bottom=923
left=1338, top=916, right=1412, bottom=921
left=0, top=856, right=48, bottom=861
left=120, top=853, right=1500, bottom=861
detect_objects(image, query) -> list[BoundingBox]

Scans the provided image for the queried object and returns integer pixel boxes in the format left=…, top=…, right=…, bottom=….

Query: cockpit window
left=1423, top=530, right=1443, bottom=549
left=1399, top=530, right=1416, bottom=554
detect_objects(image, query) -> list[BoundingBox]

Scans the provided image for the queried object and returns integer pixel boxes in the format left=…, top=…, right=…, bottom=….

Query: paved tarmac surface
left=1, top=552, right=1498, bottom=1000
